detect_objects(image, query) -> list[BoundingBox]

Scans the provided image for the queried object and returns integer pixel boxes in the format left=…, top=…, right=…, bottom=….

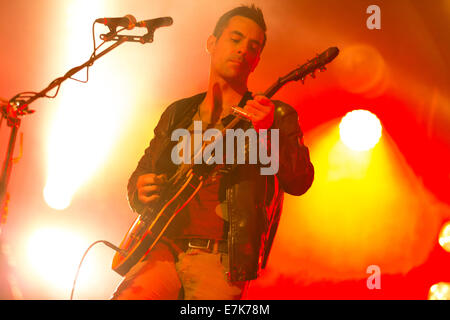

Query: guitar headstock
left=280, top=47, right=339, bottom=85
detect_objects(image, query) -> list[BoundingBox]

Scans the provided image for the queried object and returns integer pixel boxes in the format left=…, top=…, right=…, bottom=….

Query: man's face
left=208, top=15, right=265, bottom=83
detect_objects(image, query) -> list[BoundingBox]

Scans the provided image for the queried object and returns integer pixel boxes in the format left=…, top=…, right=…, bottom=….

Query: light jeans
left=111, top=242, right=249, bottom=300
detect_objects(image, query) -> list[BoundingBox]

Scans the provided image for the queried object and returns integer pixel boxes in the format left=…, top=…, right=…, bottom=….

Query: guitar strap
left=153, top=92, right=254, bottom=262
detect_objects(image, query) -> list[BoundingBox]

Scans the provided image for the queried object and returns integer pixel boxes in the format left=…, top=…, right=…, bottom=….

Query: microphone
left=95, top=14, right=137, bottom=30
left=136, top=17, right=173, bottom=43
left=136, top=17, right=173, bottom=29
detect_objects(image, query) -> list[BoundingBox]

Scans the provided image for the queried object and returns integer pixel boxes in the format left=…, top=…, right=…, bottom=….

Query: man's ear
left=206, top=34, right=216, bottom=54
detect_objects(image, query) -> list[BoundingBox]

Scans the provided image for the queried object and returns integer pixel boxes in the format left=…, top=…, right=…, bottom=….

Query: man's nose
left=236, top=41, right=249, bottom=56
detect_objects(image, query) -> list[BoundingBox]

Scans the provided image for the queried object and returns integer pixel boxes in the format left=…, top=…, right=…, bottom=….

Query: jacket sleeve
left=272, top=101, right=314, bottom=196
left=126, top=105, right=175, bottom=213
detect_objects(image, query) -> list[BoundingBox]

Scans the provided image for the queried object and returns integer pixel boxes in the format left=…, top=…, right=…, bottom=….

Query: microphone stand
left=0, top=26, right=158, bottom=299
left=0, top=35, right=129, bottom=219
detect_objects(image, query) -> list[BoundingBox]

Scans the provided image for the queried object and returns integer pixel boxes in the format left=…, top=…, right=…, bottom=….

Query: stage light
left=27, top=228, right=92, bottom=292
left=438, top=221, right=450, bottom=252
left=339, top=109, right=382, bottom=151
left=43, top=182, right=72, bottom=210
left=44, top=1, right=129, bottom=210
left=428, top=282, right=450, bottom=300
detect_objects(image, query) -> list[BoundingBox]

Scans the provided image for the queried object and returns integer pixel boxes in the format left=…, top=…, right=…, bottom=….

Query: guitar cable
left=70, top=240, right=123, bottom=300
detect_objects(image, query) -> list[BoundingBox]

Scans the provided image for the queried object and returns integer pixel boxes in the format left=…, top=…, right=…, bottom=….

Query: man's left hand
left=243, top=93, right=275, bottom=130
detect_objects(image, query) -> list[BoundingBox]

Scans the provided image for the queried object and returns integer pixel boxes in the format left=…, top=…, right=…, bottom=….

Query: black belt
left=173, top=238, right=228, bottom=254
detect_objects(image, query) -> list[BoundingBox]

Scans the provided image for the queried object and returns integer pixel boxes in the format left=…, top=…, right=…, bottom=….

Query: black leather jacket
left=127, top=92, right=314, bottom=281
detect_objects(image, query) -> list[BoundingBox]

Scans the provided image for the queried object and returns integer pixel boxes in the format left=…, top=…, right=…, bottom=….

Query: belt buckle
left=188, top=239, right=211, bottom=250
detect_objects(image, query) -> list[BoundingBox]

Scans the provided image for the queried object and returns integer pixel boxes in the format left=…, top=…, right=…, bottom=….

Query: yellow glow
left=27, top=228, right=92, bottom=291
left=44, top=0, right=131, bottom=210
left=272, top=119, right=442, bottom=282
left=428, top=282, right=450, bottom=300
left=339, top=109, right=382, bottom=151
left=438, top=221, right=450, bottom=252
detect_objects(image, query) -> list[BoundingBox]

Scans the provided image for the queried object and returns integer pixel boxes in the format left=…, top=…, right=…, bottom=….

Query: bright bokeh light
left=43, top=183, right=72, bottom=210
left=428, top=282, right=450, bottom=300
left=27, top=228, right=92, bottom=292
left=334, top=44, right=389, bottom=98
left=339, top=109, right=382, bottom=151
left=438, top=221, right=450, bottom=252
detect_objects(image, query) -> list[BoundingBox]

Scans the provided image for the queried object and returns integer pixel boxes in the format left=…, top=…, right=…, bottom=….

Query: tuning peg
left=301, top=77, right=305, bottom=84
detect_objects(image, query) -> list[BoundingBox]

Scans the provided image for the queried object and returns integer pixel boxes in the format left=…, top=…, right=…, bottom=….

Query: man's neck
left=199, top=75, right=248, bottom=124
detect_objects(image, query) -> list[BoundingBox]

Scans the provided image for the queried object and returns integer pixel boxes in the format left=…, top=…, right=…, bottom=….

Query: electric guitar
left=112, top=47, right=339, bottom=276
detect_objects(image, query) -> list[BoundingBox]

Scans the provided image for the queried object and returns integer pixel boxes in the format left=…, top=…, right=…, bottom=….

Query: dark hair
left=213, top=4, right=267, bottom=49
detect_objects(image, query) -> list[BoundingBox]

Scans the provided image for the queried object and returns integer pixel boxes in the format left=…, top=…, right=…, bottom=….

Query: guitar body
left=111, top=47, right=339, bottom=276
left=112, top=169, right=203, bottom=276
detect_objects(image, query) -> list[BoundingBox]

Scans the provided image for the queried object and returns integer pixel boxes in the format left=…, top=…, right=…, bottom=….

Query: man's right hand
left=136, top=173, right=167, bottom=206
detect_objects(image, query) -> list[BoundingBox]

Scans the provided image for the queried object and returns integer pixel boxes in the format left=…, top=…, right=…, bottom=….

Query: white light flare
left=428, top=282, right=450, bottom=300
left=27, top=228, right=92, bottom=293
left=438, top=221, right=450, bottom=253
left=44, top=0, right=130, bottom=210
left=339, top=109, right=382, bottom=151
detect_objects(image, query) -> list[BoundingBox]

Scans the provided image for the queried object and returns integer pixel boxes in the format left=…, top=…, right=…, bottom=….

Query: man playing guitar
left=111, top=4, right=314, bottom=300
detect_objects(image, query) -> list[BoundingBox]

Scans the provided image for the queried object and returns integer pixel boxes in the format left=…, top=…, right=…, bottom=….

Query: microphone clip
left=99, top=33, right=153, bottom=44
